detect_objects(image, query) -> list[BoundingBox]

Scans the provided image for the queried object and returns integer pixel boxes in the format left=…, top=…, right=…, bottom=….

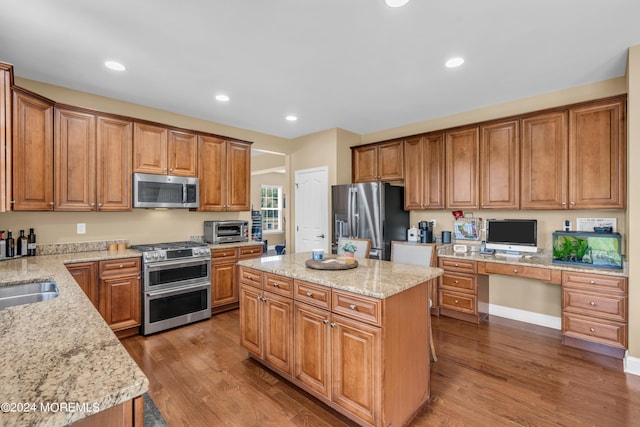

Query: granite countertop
left=0, top=250, right=149, bottom=426
left=437, top=246, right=629, bottom=278
left=237, top=252, right=443, bottom=299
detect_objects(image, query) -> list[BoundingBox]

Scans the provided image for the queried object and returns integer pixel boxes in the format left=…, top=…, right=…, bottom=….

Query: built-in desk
left=436, top=247, right=629, bottom=359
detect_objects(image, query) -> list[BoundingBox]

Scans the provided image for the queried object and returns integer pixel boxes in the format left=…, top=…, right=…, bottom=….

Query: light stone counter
left=237, top=252, right=443, bottom=299
left=0, top=250, right=148, bottom=427
left=437, top=246, right=628, bottom=277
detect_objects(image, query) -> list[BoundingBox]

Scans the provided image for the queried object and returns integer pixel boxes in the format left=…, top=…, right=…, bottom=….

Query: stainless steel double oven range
left=130, top=241, right=211, bottom=335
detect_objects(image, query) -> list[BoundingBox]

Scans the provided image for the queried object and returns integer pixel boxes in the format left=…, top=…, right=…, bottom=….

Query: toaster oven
left=204, top=220, right=249, bottom=244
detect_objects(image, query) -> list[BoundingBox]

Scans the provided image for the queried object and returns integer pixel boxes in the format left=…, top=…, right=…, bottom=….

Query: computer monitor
left=485, top=219, right=538, bottom=254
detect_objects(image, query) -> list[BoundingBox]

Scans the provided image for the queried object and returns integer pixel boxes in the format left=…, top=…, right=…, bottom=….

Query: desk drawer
left=562, top=313, right=627, bottom=349
left=239, top=267, right=263, bottom=288
left=441, top=273, right=476, bottom=293
left=264, top=273, right=293, bottom=297
left=562, top=271, right=627, bottom=293
left=332, top=290, right=381, bottom=326
left=562, top=289, right=627, bottom=322
left=211, top=247, right=238, bottom=262
left=439, top=290, right=477, bottom=315
left=294, top=280, right=331, bottom=310
left=482, top=263, right=560, bottom=284
left=439, top=258, right=476, bottom=274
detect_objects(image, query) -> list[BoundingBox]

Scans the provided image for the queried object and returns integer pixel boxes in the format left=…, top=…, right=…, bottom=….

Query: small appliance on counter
left=418, top=221, right=434, bottom=243
left=204, top=220, right=249, bottom=244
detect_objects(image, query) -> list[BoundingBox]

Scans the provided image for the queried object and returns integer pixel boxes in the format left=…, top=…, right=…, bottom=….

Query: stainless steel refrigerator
left=331, top=182, right=409, bottom=260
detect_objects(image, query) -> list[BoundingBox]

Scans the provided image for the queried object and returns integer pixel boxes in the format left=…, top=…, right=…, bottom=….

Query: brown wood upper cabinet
left=133, top=123, right=198, bottom=177
left=54, top=108, right=132, bottom=211
left=11, top=88, right=54, bottom=211
left=521, top=98, right=625, bottom=209
left=568, top=100, right=626, bottom=209
left=445, top=127, right=479, bottom=209
left=480, top=120, right=520, bottom=209
left=0, top=63, right=12, bottom=213
left=198, top=136, right=251, bottom=211
left=404, top=133, right=445, bottom=210
left=352, top=140, right=404, bottom=183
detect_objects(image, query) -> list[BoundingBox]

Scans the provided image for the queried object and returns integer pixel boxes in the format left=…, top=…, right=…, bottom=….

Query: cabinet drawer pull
left=590, top=280, right=596, bottom=284
left=119, top=264, right=124, bottom=268
left=590, top=327, right=596, bottom=333
left=454, top=263, right=459, bottom=267
left=223, top=253, right=227, bottom=256
left=590, top=301, right=596, bottom=307
left=454, top=299, right=459, bottom=304
left=513, top=269, right=518, bottom=273
left=247, top=275, right=252, bottom=280
left=273, top=282, right=279, bottom=287
left=349, top=304, right=357, bottom=310
left=454, top=280, right=459, bottom=284
left=323, top=319, right=329, bottom=324
left=306, top=291, right=313, bottom=297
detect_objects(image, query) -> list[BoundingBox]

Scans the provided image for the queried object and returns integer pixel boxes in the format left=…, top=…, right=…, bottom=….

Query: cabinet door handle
left=590, top=301, right=596, bottom=307
left=98, top=203, right=103, bottom=207
left=306, top=291, right=313, bottom=297
left=323, top=319, right=329, bottom=324
left=590, top=327, right=596, bottom=333
left=330, top=322, right=336, bottom=328
left=90, top=202, right=95, bottom=206
left=349, top=304, right=357, bottom=310
left=570, top=201, right=575, bottom=206
left=562, top=202, right=567, bottom=206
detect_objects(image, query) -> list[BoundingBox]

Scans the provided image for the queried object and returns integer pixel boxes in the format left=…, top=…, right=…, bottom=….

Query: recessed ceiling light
left=215, top=94, right=230, bottom=102
left=385, top=0, right=410, bottom=7
left=445, top=57, right=465, bottom=68
left=104, top=60, right=126, bottom=71
left=285, top=115, right=298, bottom=122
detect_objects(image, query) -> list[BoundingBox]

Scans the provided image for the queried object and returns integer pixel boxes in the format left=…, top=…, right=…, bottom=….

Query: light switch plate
left=77, top=223, right=86, bottom=234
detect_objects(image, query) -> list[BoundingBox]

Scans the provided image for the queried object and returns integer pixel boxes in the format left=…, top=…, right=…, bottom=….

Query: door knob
left=316, top=234, right=325, bottom=238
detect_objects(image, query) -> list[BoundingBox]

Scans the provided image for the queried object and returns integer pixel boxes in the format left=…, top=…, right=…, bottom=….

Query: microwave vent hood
left=133, top=172, right=199, bottom=209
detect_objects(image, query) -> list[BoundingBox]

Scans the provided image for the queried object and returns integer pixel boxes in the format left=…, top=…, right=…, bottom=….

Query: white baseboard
left=624, top=353, right=640, bottom=376
left=488, top=304, right=561, bottom=330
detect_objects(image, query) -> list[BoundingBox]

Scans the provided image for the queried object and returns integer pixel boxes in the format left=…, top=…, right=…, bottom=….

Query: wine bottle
left=17, top=229, right=28, bottom=257
left=0, top=231, right=5, bottom=260
left=27, top=228, right=36, bottom=256
left=6, top=230, right=15, bottom=258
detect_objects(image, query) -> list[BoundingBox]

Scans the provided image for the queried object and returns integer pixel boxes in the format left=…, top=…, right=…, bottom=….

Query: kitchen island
left=0, top=250, right=149, bottom=427
left=237, top=252, right=443, bottom=427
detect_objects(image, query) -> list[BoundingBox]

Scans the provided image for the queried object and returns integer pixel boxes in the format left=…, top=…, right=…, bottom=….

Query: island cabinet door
left=294, top=302, right=331, bottom=399
left=331, top=314, right=381, bottom=426
left=240, top=284, right=263, bottom=356
left=263, top=291, right=294, bottom=375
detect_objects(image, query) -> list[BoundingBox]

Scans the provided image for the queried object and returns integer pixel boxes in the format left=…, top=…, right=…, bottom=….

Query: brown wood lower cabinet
left=211, top=244, right=262, bottom=314
left=239, top=267, right=430, bottom=427
left=66, top=257, right=141, bottom=338
left=561, top=270, right=628, bottom=358
left=71, top=396, right=143, bottom=427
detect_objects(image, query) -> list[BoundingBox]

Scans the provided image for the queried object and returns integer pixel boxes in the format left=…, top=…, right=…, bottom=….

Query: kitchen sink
left=0, top=281, right=59, bottom=309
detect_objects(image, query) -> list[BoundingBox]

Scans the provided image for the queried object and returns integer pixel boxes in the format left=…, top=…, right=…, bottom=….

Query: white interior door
left=295, top=167, right=328, bottom=253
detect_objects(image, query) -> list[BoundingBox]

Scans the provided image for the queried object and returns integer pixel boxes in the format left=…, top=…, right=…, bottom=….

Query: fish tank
left=552, top=231, right=623, bottom=270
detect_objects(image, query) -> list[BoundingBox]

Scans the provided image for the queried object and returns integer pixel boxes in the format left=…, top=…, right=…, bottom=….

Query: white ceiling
left=1, top=0, right=639, bottom=140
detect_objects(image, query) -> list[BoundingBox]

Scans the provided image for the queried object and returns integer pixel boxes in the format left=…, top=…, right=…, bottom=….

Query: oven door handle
left=145, top=257, right=211, bottom=271
left=146, top=283, right=210, bottom=299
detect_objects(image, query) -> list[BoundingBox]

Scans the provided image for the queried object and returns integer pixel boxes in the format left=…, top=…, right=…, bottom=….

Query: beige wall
left=626, top=44, right=639, bottom=358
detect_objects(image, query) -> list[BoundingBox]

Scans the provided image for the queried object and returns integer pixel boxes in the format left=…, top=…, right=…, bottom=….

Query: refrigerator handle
left=349, top=187, right=357, bottom=237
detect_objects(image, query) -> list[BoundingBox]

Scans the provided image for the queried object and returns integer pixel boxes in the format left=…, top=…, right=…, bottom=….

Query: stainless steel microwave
left=133, top=173, right=199, bottom=209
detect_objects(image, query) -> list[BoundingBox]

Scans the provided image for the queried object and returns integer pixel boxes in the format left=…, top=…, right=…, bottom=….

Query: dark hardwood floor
left=122, top=312, right=640, bottom=427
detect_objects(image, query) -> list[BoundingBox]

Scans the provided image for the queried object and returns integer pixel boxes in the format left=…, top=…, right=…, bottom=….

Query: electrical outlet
left=77, top=223, right=86, bottom=234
